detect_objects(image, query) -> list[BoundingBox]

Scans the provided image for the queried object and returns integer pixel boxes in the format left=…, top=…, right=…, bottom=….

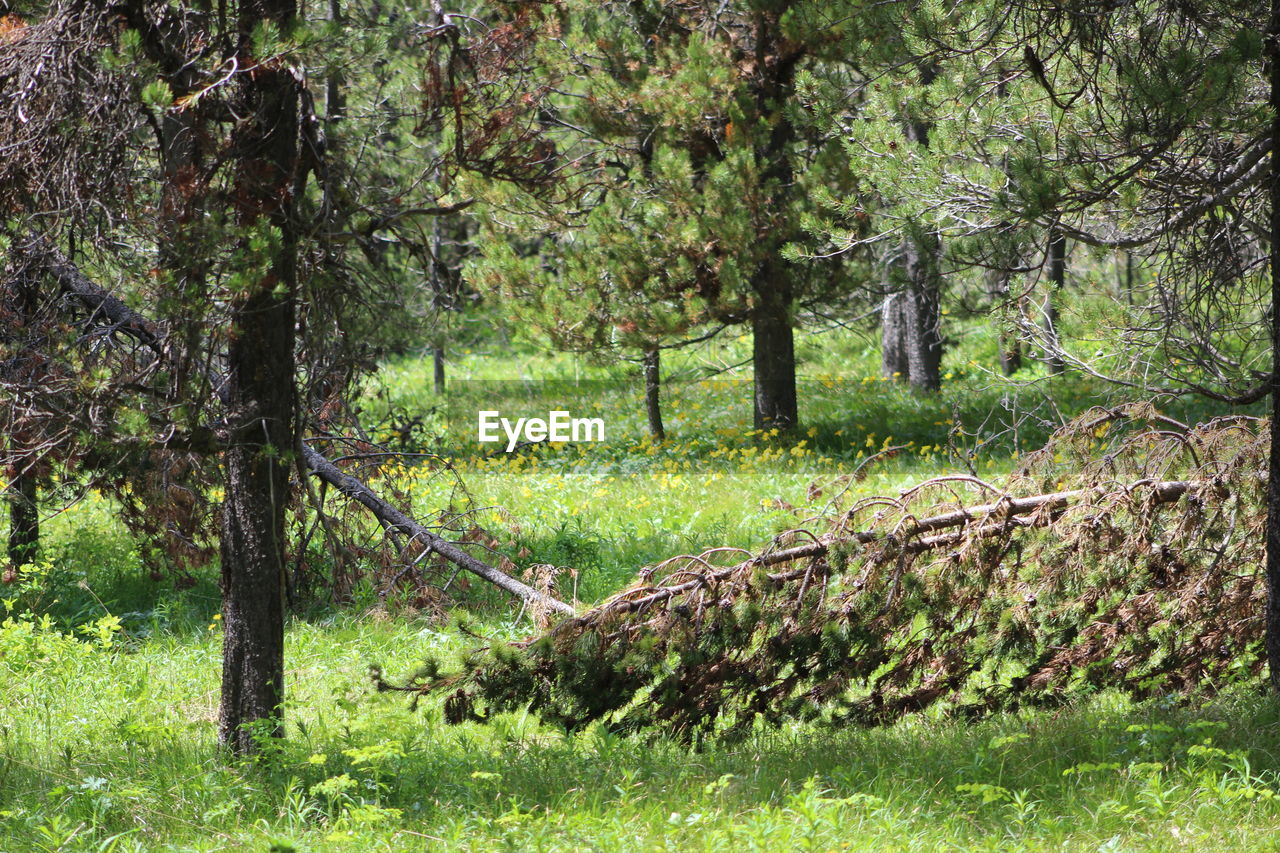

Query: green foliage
left=466, top=0, right=870, bottom=371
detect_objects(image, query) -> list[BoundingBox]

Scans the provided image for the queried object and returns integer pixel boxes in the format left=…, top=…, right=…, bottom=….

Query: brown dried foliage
left=0, top=2, right=138, bottom=225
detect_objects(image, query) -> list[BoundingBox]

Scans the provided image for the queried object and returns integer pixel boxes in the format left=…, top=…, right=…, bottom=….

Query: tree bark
left=1044, top=229, right=1066, bottom=375
left=752, top=264, right=797, bottom=431
left=642, top=347, right=665, bottom=441
left=219, top=0, right=301, bottom=755
left=7, top=470, right=37, bottom=568
left=902, top=232, right=943, bottom=392
left=881, top=267, right=909, bottom=380
left=747, top=16, right=800, bottom=432
left=433, top=345, right=446, bottom=393
left=1265, top=0, right=1280, bottom=694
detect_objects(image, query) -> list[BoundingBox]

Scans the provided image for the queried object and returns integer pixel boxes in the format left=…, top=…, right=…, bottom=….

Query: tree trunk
left=219, top=0, right=301, bottom=755
left=1044, top=229, right=1066, bottom=375
left=881, top=293, right=909, bottom=380
left=747, top=17, right=800, bottom=433
left=895, top=71, right=944, bottom=393
left=1264, top=0, right=1280, bottom=694
left=433, top=345, right=446, bottom=393
left=881, top=252, right=909, bottom=380
left=902, top=233, right=943, bottom=392
left=642, top=347, right=665, bottom=441
left=7, top=470, right=37, bottom=568
left=752, top=263, right=797, bottom=431
left=1117, top=251, right=1135, bottom=306
left=986, top=267, right=1022, bottom=376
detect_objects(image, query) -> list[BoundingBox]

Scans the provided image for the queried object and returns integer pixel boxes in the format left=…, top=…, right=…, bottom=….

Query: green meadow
left=2, top=312, right=1274, bottom=851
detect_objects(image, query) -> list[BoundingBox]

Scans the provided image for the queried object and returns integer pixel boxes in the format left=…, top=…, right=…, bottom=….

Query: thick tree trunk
left=1265, top=0, right=1280, bottom=694
left=747, top=18, right=800, bottom=433
left=642, top=347, right=665, bottom=441
left=1043, top=229, right=1066, bottom=375
left=752, top=264, right=797, bottom=431
left=219, top=0, right=300, bottom=755
left=7, top=470, right=37, bottom=568
left=219, top=325, right=292, bottom=753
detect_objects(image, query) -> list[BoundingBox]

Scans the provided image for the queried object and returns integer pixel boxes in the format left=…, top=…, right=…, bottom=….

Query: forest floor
left=3, top=320, right=1278, bottom=851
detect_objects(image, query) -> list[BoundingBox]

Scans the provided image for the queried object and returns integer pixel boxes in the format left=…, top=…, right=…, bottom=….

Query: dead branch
left=302, top=446, right=574, bottom=615
left=16, top=235, right=163, bottom=354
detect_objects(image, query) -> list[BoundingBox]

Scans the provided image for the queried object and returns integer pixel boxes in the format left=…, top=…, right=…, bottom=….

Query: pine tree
left=469, top=0, right=869, bottom=431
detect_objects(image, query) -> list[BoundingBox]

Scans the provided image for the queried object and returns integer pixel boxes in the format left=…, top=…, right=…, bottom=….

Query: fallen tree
left=9, top=234, right=574, bottom=617
left=383, top=406, right=1265, bottom=738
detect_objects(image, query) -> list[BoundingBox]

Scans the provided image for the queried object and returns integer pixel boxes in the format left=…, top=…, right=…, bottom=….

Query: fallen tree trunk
left=15, top=235, right=575, bottom=617
left=579, top=479, right=1193, bottom=626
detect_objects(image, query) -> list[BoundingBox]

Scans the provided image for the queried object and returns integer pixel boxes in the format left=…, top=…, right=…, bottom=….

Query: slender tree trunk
left=642, top=346, right=665, bottom=441
left=7, top=470, right=37, bottom=568
left=1116, top=251, right=1135, bottom=306
left=1264, top=0, right=1280, bottom=693
left=219, top=0, right=301, bottom=755
left=894, top=68, right=944, bottom=393
left=433, top=345, right=446, bottom=393
left=882, top=237, right=943, bottom=390
left=5, top=276, right=40, bottom=569
left=902, top=233, right=943, bottom=392
left=752, top=262, right=797, bottom=431
left=986, top=74, right=1020, bottom=377
left=986, top=267, right=1022, bottom=376
left=1044, top=229, right=1066, bottom=375
left=1126, top=253, right=1135, bottom=305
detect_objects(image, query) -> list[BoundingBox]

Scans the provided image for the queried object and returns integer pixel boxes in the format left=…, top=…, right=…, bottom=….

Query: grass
left=5, top=598, right=1280, bottom=851
left=1, top=307, right=1272, bottom=850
